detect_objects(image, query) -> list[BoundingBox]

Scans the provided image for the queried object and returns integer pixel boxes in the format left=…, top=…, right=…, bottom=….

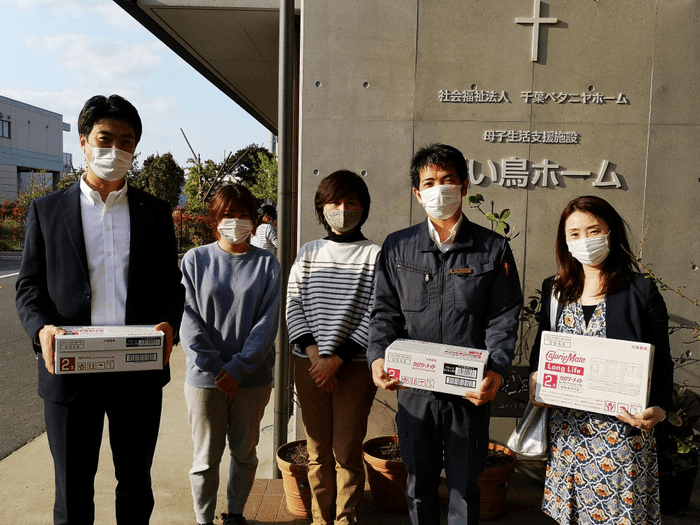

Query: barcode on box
left=445, top=376, right=477, bottom=389
left=443, top=363, right=478, bottom=378
left=126, top=337, right=162, bottom=347
left=126, top=353, right=158, bottom=363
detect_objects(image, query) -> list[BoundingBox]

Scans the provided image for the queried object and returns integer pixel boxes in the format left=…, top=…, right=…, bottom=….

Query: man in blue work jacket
left=367, top=143, right=523, bottom=525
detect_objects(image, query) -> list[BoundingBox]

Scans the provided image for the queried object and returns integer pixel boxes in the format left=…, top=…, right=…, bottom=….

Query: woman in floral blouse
left=528, top=195, right=673, bottom=525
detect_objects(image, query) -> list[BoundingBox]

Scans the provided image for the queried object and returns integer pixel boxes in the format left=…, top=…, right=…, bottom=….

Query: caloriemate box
left=54, top=326, right=164, bottom=375
left=384, top=339, right=489, bottom=396
left=535, top=331, right=654, bottom=416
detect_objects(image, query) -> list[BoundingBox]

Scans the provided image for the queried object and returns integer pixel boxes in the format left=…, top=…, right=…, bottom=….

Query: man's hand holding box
left=384, top=339, right=489, bottom=397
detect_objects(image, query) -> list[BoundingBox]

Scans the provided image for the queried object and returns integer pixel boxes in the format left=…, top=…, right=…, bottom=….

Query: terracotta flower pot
left=275, top=440, right=312, bottom=518
left=363, top=437, right=518, bottom=519
left=477, top=443, right=518, bottom=520
left=362, top=435, right=408, bottom=512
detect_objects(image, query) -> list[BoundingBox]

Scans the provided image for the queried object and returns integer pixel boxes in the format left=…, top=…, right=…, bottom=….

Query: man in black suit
left=15, top=94, right=185, bottom=525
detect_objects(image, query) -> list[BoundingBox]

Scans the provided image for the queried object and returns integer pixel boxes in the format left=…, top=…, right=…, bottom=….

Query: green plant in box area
left=660, top=386, right=700, bottom=474
left=658, top=386, right=700, bottom=515
left=467, top=193, right=519, bottom=241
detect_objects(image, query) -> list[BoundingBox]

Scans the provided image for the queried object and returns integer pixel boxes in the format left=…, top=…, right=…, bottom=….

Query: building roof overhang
left=114, top=1, right=300, bottom=134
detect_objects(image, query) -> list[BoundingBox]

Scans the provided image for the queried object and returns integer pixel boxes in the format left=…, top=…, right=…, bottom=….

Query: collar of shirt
left=79, top=174, right=128, bottom=210
left=427, top=214, right=463, bottom=253
left=79, top=174, right=131, bottom=326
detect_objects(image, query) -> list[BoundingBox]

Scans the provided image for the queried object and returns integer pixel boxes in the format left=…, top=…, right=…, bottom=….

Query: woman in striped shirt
left=286, top=170, right=380, bottom=525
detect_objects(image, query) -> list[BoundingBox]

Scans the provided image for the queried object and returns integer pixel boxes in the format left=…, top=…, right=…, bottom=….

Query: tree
left=126, top=152, right=142, bottom=180
left=57, top=167, right=84, bottom=190
left=0, top=171, right=53, bottom=243
left=183, top=158, right=225, bottom=214
left=181, top=144, right=274, bottom=213
left=17, top=170, right=53, bottom=209
left=249, top=151, right=278, bottom=204
left=223, top=144, right=274, bottom=186
left=129, top=152, right=185, bottom=209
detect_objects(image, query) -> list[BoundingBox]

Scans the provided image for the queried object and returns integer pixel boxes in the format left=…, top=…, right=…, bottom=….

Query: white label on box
left=384, top=339, right=488, bottom=396
left=55, top=325, right=164, bottom=375
left=536, top=331, right=653, bottom=416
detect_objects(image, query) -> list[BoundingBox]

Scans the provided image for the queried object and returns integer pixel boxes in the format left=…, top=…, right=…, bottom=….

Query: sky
left=1, top=0, right=272, bottom=172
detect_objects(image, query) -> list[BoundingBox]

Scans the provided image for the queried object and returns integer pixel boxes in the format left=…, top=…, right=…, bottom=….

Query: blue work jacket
left=367, top=216, right=523, bottom=380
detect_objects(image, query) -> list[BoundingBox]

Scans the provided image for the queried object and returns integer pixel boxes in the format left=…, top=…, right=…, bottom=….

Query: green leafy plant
left=659, top=386, right=700, bottom=474
left=249, top=151, right=278, bottom=205
left=467, top=193, right=519, bottom=240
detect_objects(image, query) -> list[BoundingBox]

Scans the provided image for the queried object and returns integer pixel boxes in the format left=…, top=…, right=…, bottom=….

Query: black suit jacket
left=15, top=182, right=185, bottom=403
left=530, top=273, right=674, bottom=411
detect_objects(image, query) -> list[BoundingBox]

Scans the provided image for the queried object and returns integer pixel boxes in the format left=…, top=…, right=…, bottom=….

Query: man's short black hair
left=409, top=143, right=468, bottom=189
left=78, top=94, right=142, bottom=145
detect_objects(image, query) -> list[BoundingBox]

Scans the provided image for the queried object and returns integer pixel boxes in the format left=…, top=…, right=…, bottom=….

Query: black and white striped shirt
left=286, top=238, right=380, bottom=361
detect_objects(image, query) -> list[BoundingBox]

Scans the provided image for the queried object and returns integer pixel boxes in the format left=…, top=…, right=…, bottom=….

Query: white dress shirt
left=427, top=213, right=463, bottom=253
left=79, top=176, right=130, bottom=325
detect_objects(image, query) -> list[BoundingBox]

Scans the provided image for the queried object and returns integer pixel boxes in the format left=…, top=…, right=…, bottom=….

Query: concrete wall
left=298, top=1, right=700, bottom=384
left=0, top=164, right=16, bottom=201
left=0, top=96, right=65, bottom=199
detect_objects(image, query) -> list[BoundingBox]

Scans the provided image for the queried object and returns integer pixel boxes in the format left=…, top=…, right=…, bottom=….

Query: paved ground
left=0, top=252, right=45, bottom=459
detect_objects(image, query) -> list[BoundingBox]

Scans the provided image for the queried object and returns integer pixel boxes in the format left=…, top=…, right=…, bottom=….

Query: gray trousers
left=184, top=383, right=272, bottom=524
left=397, top=390, right=490, bottom=525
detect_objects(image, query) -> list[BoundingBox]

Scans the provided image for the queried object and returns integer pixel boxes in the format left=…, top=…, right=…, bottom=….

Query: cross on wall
left=516, top=0, right=558, bottom=62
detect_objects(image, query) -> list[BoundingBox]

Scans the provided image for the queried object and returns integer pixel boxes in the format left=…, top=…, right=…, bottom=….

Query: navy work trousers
left=397, top=389, right=490, bottom=525
left=44, top=383, right=163, bottom=525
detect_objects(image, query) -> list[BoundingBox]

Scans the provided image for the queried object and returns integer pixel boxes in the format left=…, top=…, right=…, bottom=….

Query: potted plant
left=275, top=439, right=312, bottom=518
left=362, top=433, right=517, bottom=520
left=362, top=434, right=407, bottom=512
left=658, top=386, right=700, bottom=516
left=478, top=443, right=518, bottom=520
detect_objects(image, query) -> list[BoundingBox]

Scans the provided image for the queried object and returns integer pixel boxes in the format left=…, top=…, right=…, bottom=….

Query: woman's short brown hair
left=314, top=170, right=371, bottom=233
left=208, top=184, right=258, bottom=239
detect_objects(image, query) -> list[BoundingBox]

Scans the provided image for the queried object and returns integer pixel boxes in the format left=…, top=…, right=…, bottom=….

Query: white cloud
left=0, top=87, right=85, bottom=118
left=7, top=0, right=87, bottom=18
left=150, top=96, right=180, bottom=116
left=25, top=33, right=163, bottom=84
left=2, top=0, right=269, bottom=170
left=6, top=0, right=139, bottom=29
left=94, top=2, right=144, bottom=31
left=5, top=0, right=54, bottom=10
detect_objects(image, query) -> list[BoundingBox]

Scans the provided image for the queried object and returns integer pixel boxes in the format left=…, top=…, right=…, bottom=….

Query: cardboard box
left=384, top=339, right=489, bottom=396
left=535, top=331, right=654, bottom=416
left=55, top=325, right=164, bottom=375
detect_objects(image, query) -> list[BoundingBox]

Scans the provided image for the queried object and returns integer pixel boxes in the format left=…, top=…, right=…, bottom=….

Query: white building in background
left=0, top=95, right=70, bottom=200
left=63, top=152, right=74, bottom=176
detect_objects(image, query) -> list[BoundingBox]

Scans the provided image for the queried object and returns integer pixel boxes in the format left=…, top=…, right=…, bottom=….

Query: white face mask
left=324, top=209, right=362, bottom=233
left=84, top=142, right=133, bottom=182
left=567, top=233, right=610, bottom=266
left=218, top=218, right=254, bottom=245
left=418, top=184, right=463, bottom=220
